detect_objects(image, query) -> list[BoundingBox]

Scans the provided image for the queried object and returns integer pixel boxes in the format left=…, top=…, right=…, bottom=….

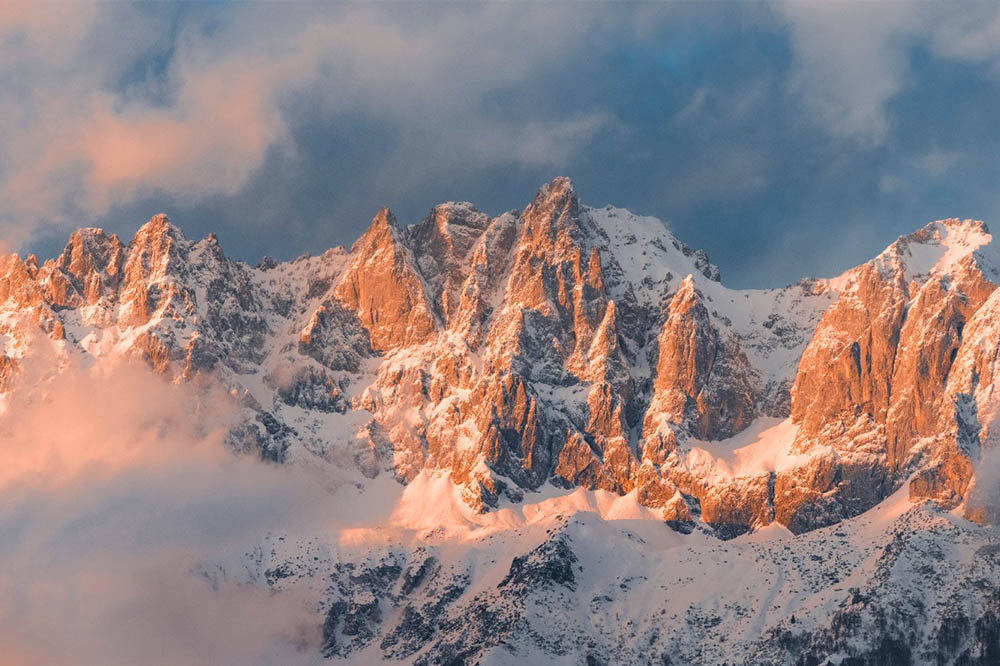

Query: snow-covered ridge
left=239, top=461, right=1000, bottom=665
left=1, top=179, right=999, bottom=541
left=6, top=179, right=1000, bottom=664
left=823, top=218, right=998, bottom=292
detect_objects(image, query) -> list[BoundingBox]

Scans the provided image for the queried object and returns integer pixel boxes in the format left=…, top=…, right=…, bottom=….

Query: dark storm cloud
left=4, top=1, right=1000, bottom=286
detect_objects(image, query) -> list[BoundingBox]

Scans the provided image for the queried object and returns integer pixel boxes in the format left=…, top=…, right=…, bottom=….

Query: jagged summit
left=56, top=227, right=122, bottom=281
left=878, top=217, right=994, bottom=279
left=819, top=217, right=998, bottom=294
left=6, top=180, right=1000, bottom=664
left=134, top=212, right=185, bottom=241
left=1, top=180, right=998, bottom=538
left=351, top=206, right=397, bottom=249
left=535, top=175, right=576, bottom=199
left=676, top=272, right=697, bottom=294
left=526, top=175, right=580, bottom=224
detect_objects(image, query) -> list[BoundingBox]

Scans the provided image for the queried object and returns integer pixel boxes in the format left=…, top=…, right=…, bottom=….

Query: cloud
left=0, top=3, right=299, bottom=241
left=4, top=0, right=1000, bottom=292
left=928, top=4, right=1000, bottom=64
left=775, top=1, right=1000, bottom=144
left=775, top=1, right=920, bottom=144
left=0, top=351, right=365, bottom=665
left=0, top=2, right=622, bottom=245
left=916, top=150, right=961, bottom=176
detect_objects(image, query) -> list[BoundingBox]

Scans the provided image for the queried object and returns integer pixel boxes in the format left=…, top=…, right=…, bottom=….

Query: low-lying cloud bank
left=0, top=358, right=343, bottom=665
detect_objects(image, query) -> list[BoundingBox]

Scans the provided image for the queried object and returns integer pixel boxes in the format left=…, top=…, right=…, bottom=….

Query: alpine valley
left=4, top=177, right=1000, bottom=665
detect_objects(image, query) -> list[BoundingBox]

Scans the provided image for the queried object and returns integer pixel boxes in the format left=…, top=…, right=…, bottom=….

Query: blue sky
left=3, top=1, right=1000, bottom=287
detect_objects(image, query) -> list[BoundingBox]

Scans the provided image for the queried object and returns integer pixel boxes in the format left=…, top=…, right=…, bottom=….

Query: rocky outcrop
left=1, top=185, right=997, bottom=536
left=782, top=220, right=1000, bottom=529
left=405, top=202, right=490, bottom=325
left=333, top=208, right=438, bottom=351
left=644, top=276, right=757, bottom=442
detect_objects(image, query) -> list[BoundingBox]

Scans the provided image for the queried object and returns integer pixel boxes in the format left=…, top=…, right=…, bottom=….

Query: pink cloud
left=0, top=3, right=615, bottom=244
left=0, top=352, right=341, bottom=664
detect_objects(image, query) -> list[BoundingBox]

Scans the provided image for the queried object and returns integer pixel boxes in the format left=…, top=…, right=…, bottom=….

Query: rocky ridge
left=2, top=178, right=999, bottom=537
left=222, top=490, right=1000, bottom=666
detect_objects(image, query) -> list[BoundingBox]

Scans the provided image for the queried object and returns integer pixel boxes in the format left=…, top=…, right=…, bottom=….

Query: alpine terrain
left=3, top=177, right=1000, bottom=664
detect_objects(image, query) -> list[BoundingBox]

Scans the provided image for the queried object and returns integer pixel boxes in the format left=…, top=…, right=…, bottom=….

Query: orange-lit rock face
left=645, top=276, right=757, bottom=443
left=780, top=220, right=1000, bottom=528
left=3, top=185, right=999, bottom=536
left=333, top=208, right=439, bottom=352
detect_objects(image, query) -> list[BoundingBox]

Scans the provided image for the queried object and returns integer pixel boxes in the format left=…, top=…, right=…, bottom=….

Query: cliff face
left=781, top=220, right=1000, bottom=531
left=3, top=179, right=999, bottom=536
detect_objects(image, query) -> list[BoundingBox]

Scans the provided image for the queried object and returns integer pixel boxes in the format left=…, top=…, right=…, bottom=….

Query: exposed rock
left=333, top=208, right=438, bottom=351
left=644, top=275, right=757, bottom=442
left=1, top=183, right=997, bottom=539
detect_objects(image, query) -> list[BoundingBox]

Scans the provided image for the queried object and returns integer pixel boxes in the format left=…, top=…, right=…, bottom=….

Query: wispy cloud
left=0, top=2, right=621, bottom=244
left=3, top=1, right=1000, bottom=289
left=775, top=1, right=1000, bottom=144
left=0, top=352, right=352, bottom=665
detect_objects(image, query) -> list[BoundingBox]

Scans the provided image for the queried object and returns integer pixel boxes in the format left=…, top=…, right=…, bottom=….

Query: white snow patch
left=686, top=417, right=812, bottom=481
left=340, top=470, right=682, bottom=542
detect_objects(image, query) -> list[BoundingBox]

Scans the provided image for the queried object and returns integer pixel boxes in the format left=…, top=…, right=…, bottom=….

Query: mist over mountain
left=2, top=178, right=1000, bottom=664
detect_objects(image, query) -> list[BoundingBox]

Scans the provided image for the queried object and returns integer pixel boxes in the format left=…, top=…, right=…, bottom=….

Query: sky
left=3, top=1, right=1000, bottom=287
left=3, top=5, right=1000, bottom=660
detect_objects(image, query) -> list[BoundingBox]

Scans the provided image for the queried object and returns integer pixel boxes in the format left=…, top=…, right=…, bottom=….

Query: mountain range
left=3, top=178, right=1000, bottom=664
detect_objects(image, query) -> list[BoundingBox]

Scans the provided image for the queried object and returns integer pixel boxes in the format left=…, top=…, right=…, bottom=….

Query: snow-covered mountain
left=3, top=178, right=1000, bottom=663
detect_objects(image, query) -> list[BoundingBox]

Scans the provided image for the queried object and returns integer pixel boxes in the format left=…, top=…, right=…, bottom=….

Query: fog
left=0, top=356, right=341, bottom=665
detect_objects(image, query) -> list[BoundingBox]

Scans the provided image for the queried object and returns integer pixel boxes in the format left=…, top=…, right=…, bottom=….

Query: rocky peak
left=117, top=215, right=194, bottom=327
left=411, top=202, right=490, bottom=260
left=521, top=177, right=581, bottom=247
left=586, top=299, right=627, bottom=385
left=778, top=216, right=1000, bottom=530
left=6, top=179, right=1000, bottom=539
left=351, top=207, right=397, bottom=252
left=644, top=275, right=756, bottom=441
left=405, top=202, right=490, bottom=322
left=907, top=218, right=990, bottom=248
left=869, top=218, right=994, bottom=286
left=132, top=213, right=187, bottom=247
left=536, top=175, right=576, bottom=201
left=55, top=228, right=124, bottom=281
left=47, top=228, right=126, bottom=312
left=126, top=214, right=191, bottom=275
left=670, top=274, right=699, bottom=312
left=504, top=177, right=591, bottom=310
left=422, top=201, right=489, bottom=237
left=333, top=207, right=438, bottom=351
left=449, top=211, right=520, bottom=345
left=487, top=177, right=615, bottom=384
left=0, top=253, right=43, bottom=309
